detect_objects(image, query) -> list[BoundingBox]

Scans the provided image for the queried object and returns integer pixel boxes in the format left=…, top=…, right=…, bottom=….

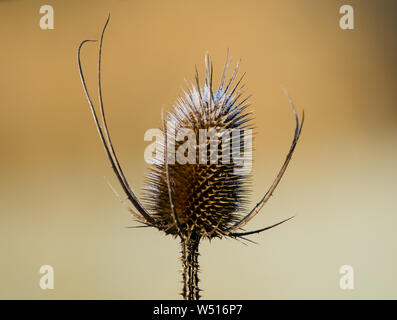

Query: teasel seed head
left=142, top=53, right=252, bottom=240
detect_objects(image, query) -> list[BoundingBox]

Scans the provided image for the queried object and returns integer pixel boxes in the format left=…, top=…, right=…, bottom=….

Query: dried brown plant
left=77, top=15, right=304, bottom=300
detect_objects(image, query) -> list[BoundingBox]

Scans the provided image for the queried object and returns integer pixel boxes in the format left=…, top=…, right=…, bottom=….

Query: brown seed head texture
left=143, top=53, right=252, bottom=239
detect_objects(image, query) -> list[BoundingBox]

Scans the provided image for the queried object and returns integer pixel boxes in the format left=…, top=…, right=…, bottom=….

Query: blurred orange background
left=0, top=0, right=396, bottom=299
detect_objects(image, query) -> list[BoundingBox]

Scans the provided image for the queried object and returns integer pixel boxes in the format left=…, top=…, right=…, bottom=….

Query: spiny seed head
left=79, top=15, right=303, bottom=301
left=142, top=53, right=253, bottom=239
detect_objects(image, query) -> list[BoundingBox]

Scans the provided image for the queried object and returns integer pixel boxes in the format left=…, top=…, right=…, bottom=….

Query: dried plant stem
left=181, top=235, right=201, bottom=300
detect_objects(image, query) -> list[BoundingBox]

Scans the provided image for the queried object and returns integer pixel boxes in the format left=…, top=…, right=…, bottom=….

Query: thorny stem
left=181, top=234, right=201, bottom=300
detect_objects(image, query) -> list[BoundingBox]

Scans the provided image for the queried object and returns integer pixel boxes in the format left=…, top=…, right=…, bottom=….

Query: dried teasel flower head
left=142, top=52, right=253, bottom=240
left=78, top=14, right=304, bottom=300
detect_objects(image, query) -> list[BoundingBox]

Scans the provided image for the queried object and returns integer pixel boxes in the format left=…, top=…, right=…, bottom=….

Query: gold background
left=0, top=0, right=396, bottom=299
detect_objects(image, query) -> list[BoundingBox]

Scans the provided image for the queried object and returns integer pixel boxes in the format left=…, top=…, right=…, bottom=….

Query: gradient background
left=0, top=0, right=396, bottom=299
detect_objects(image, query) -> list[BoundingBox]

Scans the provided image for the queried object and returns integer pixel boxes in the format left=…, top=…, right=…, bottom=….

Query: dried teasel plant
left=78, top=15, right=304, bottom=300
